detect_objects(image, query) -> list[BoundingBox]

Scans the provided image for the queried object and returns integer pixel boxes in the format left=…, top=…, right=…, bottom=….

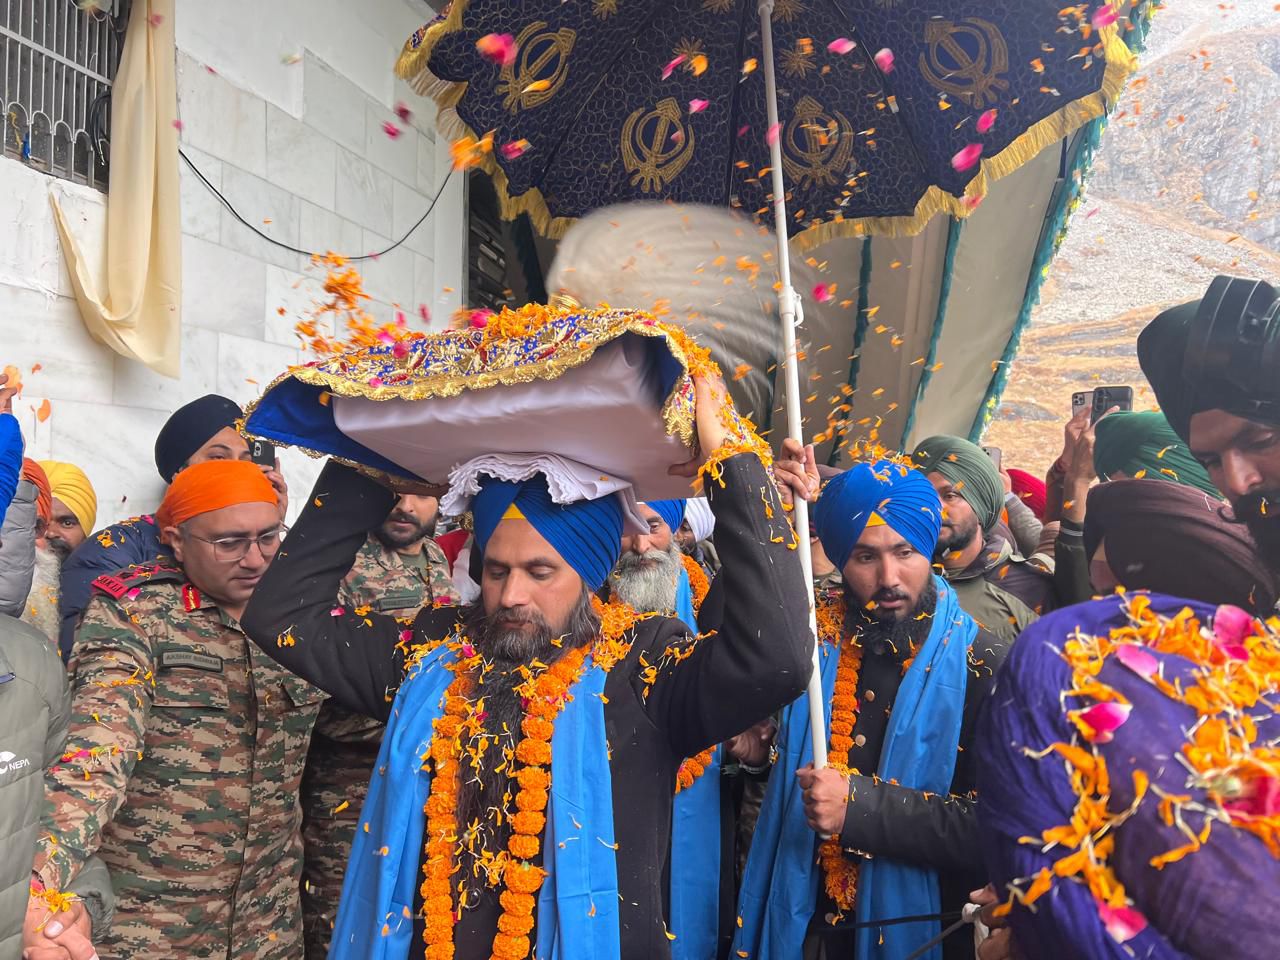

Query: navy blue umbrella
left=398, top=0, right=1139, bottom=768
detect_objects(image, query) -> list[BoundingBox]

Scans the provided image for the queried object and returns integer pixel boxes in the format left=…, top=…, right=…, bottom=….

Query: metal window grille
left=1, top=0, right=129, bottom=189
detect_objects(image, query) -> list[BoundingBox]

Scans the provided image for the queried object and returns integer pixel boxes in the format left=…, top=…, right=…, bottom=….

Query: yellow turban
left=38, top=460, right=98, bottom=534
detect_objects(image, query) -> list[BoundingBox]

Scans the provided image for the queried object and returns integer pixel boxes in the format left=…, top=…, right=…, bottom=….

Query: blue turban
left=813, top=459, right=942, bottom=571
left=644, top=499, right=687, bottom=535
left=472, top=475, right=624, bottom=592
left=0, top=413, right=22, bottom=521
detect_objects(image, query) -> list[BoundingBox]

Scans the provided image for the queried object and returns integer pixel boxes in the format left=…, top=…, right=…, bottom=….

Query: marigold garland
left=815, top=590, right=863, bottom=916
left=417, top=599, right=650, bottom=959
left=680, top=553, right=711, bottom=613
left=672, top=554, right=717, bottom=794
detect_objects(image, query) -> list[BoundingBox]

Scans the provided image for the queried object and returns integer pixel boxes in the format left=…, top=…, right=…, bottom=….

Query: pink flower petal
left=812, top=283, right=835, bottom=303
left=688, top=98, right=709, bottom=114
left=148, top=13, right=163, bottom=26
left=462, top=643, right=477, bottom=658
left=976, top=108, right=998, bottom=134
left=418, top=304, right=431, bottom=323
left=962, top=194, right=984, bottom=212
left=737, top=124, right=750, bottom=138
left=377, top=330, right=396, bottom=345
left=827, top=38, right=856, bottom=56
left=1097, top=901, right=1147, bottom=944
left=382, top=120, right=402, bottom=139
left=330, top=606, right=345, bottom=617
left=476, top=33, right=517, bottom=68
left=1076, top=701, right=1132, bottom=744
left=395, top=311, right=407, bottom=328
left=500, top=139, right=530, bottom=161
left=1213, top=604, right=1256, bottom=660
left=394, top=101, right=413, bottom=124
left=661, top=54, right=686, bottom=81
left=399, top=629, right=413, bottom=644
left=368, top=377, right=383, bottom=388
left=469, top=309, right=493, bottom=329
left=172, top=119, right=184, bottom=132
left=951, top=143, right=983, bottom=172
left=1223, top=775, right=1280, bottom=818
left=1114, top=643, right=1159, bottom=679
left=1092, top=5, right=1119, bottom=29
left=392, top=340, right=410, bottom=359
left=873, top=48, right=895, bottom=74
left=765, top=122, right=781, bottom=147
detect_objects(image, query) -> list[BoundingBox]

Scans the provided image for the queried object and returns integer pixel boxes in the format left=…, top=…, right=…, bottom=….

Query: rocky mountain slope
left=983, top=0, right=1280, bottom=473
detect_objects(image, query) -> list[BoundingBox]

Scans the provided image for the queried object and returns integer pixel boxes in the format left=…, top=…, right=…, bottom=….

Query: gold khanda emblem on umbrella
left=497, top=21, right=576, bottom=113
left=781, top=96, right=854, bottom=190
left=621, top=98, right=695, bottom=192
left=919, top=18, right=1009, bottom=108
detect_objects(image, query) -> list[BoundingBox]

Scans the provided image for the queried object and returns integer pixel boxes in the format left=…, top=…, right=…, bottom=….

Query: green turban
left=911, top=435, right=1004, bottom=531
left=1092, top=411, right=1220, bottom=498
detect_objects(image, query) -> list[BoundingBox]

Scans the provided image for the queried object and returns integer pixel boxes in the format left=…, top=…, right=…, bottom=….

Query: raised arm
left=641, top=452, right=813, bottom=760
left=240, top=461, right=406, bottom=722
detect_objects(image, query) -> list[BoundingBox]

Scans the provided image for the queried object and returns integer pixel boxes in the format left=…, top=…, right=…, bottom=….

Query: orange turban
left=22, top=459, right=52, bottom=523
left=156, top=460, right=278, bottom=529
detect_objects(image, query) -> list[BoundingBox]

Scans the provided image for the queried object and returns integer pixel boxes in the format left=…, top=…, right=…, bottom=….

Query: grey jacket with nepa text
left=0, top=613, right=114, bottom=956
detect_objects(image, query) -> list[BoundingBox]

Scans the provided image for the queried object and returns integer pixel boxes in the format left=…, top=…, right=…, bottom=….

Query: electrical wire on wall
left=178, top=148, right=455, bottom=261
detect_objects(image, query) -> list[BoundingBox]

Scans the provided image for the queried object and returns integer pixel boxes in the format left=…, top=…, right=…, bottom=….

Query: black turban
left=1137, top=278, right=1280, bottom=443
left=154, top=394, right=245, bottom=482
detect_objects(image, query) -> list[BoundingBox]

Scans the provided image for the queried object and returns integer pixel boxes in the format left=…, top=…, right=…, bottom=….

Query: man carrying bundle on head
left=240, top=374, right=815, bottom=960
left=734, top=458, right=1009, bottom=960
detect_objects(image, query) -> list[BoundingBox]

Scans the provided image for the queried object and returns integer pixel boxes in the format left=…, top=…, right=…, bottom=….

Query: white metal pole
left=759, top=0, right=828, bottom=771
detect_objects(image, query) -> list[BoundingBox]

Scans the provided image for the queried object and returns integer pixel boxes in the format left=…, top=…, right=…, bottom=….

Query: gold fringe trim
left=399, top=0, right=1138, bottom=246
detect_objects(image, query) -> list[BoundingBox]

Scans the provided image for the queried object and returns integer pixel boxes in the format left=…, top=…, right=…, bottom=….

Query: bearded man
left=1138, top=275, right=1280, bottom=584
left=734, top=460, right=1008, bottom=960
left=300, top=492, right=460, bottom=958
left=240, top=377, right=813, bottom=960
left=911, top=437, right=1055, bottom=642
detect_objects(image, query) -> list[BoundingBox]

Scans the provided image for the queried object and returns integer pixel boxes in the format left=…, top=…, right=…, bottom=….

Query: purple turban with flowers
left=975, top=593, right=1280, bottom=959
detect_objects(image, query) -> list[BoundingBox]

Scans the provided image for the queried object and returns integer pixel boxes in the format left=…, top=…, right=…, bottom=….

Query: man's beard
left=453, top=590, right=599, bottom=882
left=847, top=579, right=938, bottom=651
left=22, top=547, right=62, bottom=641
left=610, top=542, right=682, bottom=614
left=850, top=576, right=938, bottom=628
left=44, top=537, right=73, bottom=561
left=935, top=516, right=978, bottom=561
left=1235, top=491, right=1280, bottom=574
left=373, top=508, right=436, bottom=551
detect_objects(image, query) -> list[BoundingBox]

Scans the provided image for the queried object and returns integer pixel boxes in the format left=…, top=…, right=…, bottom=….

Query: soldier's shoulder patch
left=90, top=574, right=129, bottom=599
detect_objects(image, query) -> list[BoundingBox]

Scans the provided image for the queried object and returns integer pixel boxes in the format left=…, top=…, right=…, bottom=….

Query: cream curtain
left=50, top=0, right=181, bottom=378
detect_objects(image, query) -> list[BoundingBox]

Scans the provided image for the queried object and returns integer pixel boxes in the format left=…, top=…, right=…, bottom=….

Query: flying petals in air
left=476, top=33, right=517, bottom=68
left=1092, top=5, right=1119, bottom=29
left=1096, top=901, right=1147, bottom=944
left=976, top=108, right=998, bottom=134
left=765, top=122, right=781, bottom=146
left=1212, top=604, right=1255, bottom=660
left=1074, top=702, right=1132, bottom=744
left=873, top=48, right=895, bottom=74
left=812, top=283, right=835, bottom=303
left=828, top=38, right=856, bottom=55
left=1113, top=643, right=1159, bottom=679
left=500, top=139, right=531, bottom=161
left=36, top=398, right=51, bottom=422
left=662, top=55, right=687, bottom=80
left=382, top=121, right=402, bottom=139
left=689, top=99, right=709, bottom=114
left=394, top=102, right=413, bottom=124
left=951, top=143, right=983, bottom=171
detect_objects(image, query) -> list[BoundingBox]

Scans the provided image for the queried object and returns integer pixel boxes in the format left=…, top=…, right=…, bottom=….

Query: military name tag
left=159, top=650, right=224, bottom=673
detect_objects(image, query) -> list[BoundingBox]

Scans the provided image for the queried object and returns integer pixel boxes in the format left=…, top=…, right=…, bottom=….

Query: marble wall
left=0, top=0, right=465, bottom=528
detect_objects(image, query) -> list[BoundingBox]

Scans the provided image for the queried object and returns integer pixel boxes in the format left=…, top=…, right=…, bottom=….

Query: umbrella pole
left=758, top=0, right=828, bottom=772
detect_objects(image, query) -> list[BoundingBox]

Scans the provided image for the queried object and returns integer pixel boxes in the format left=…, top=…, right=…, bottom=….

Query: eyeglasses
left=186, top=526, right=288, bottom=562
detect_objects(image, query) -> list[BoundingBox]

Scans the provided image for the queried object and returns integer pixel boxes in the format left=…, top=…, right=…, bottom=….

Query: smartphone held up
left=1071, top=387, right=1133, bottom=425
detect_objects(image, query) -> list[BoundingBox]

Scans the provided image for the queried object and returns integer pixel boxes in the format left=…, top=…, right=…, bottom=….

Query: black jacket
left=830, top=619, right=1009, bottom=959
left=241, top=454, right=814, bottom=960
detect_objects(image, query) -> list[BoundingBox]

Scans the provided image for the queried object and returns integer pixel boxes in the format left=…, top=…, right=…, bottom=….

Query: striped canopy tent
left=399, top=1, right=1156, bottom=458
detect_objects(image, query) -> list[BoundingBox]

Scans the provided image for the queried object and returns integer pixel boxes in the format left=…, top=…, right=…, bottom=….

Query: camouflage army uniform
left=300, top=533, right=458, bottom=958
left=34, top=559, right=324, bottom=959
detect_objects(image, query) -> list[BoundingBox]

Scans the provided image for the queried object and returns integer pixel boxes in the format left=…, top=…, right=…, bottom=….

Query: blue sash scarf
left=668, top=572, right=722, bottom=960
left=731, top=577, right=976, bottom=960
left=330, top=645, right=621, bottom=960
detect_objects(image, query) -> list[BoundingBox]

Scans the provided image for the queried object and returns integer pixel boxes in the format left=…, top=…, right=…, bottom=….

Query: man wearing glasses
left=29, top=459, right=324, bottom=960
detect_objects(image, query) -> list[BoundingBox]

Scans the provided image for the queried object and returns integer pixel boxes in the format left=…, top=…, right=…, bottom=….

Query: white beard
left=21, top=546, right=62, bottom=644
left=611, top=542, right=682, bottom=614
